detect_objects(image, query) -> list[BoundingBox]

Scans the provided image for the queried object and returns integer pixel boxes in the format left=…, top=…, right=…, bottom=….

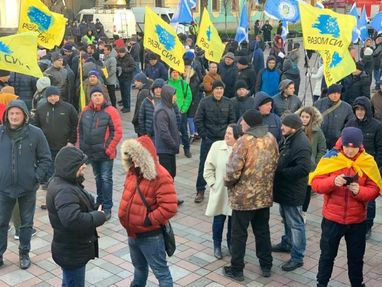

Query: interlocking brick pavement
left=2, top=45, right=382, bottom=286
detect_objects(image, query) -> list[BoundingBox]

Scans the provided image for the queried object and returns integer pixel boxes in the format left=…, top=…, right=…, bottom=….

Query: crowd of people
left=1, top=17, right=382, bottom=287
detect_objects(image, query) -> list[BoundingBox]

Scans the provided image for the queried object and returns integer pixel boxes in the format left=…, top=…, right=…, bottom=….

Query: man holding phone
left=309, top=127, right=382, bottom=287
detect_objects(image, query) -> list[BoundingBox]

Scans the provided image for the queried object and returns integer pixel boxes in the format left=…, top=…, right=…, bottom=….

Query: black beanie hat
left=238, top=56, right=249, bottom=65
left=242, top=109, right=263, bottom=127
left=282, top=114, right=303, bottom=129
left=342, top=127, right=363, bottom=148
left=90, top=86, right=104, bottom=96
left=212, top=80, right=225, bottom=90
left=45, top=86, right=60, bottom=97
left=327, top=84, right=343, bottom=95
left=235, top=80, right=248, bottom=91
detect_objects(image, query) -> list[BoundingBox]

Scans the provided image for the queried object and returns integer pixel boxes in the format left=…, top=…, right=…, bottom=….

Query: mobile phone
left=343, top=176, right=353, bottom=186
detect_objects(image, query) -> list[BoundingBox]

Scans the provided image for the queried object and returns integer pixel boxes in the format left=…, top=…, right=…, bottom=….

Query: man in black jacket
left=117, top=47, right=136, bottom=113
left=194, top=80, right=235, bottom=203
left=47, top=146, right=106, bottom=286
left=219, top=53, right=237, bottom=99
left=236, top=57, right=257, bottom=96
left=34, top=86, right=78, bottom=208
left=132, top=73, right=153, bottom=135
left=0, top=100, right=51, bottom=269
left=346, top=96, right=382, bottom=239
left=342, top=62, right=371, bottom=106
left=272, top=114, right=311, bottom=272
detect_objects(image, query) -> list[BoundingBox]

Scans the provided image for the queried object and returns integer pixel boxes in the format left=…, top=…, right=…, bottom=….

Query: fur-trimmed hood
left=295, top=106, right=323, bottom=130
left=120, top=136, right=158, bottom=180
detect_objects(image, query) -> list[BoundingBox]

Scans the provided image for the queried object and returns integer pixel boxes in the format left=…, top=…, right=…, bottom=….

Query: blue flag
left=358, top=6, right=369, bottom=42
left=235, top=2, right=249, bottom=44
left=349, top=3, right=360, bottom=43
left=171, top=0, right=193, bottom=24
left=281, top=20, right=288, bottom=41
left=371, top=11, right=382, bottom=34
left=186, top=0, right=196, bottom=9
left=264, top=0, right=300, bottom=24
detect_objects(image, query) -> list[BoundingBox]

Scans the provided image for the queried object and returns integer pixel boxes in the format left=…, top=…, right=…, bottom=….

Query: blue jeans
left=91, top=159, right=113, bottom=211
left=119, top=79, right=132, bottom=109
left=374, top=68, right=381, bottom=89
left=187, top=117, right=196, bottom=135
left=0, top=192, right=36, bottom=256
left=128, top=234, right=173, bottom=287
left=212, top=215, right=232, bottom=248
left=62, top=265, right=86, bottom=287
left=278, top=205, right=306, bottom=263
left=366, top=200, right=376, bottom=229
left=196, top=137, right=214, bottom=192
left=180, top=113, right=190, bottom=151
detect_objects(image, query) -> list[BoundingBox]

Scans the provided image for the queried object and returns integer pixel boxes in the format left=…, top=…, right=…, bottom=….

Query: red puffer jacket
left=118, top=136, right=177, bottom=237
left=311, top=141, right=380, bottom=225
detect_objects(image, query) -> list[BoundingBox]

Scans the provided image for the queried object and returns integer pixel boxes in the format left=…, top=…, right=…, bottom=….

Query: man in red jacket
left=310, top=127, right=382, bottom=287
left=118, top=136, right=177, bottom=286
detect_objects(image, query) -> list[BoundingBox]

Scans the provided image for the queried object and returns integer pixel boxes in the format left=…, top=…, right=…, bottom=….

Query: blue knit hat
left=134, top=72, right=147, bottom=83
left=88, top=70, right=100, bottom=78
left=342, top=127, right=363, bottom=148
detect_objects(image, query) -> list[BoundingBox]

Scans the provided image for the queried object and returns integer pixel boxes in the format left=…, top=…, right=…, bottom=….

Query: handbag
left=136, top=182, right=176, bottom=257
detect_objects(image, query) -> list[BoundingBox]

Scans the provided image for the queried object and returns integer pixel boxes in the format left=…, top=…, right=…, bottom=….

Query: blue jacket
left=252, top=43, right=265, bottom=76
left=0, top=100, right=51, bottom=198
left=256, top=68, right=281, bottom=97
left=144, top=62, right=168, bottom=81
left=9, top=72, right=37, bottom=110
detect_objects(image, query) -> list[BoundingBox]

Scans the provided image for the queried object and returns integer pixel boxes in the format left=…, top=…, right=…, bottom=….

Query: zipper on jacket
left=11, top=140, right=16, bottom=185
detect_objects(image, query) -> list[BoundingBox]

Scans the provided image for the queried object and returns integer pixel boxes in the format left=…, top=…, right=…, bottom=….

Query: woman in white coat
left=204, top=124, right=240, bottom=259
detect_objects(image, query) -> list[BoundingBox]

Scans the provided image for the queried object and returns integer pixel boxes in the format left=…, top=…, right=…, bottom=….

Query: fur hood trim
left=295, top=106, right=323, bottom=129
left=120, top=137, right=157, bottom=180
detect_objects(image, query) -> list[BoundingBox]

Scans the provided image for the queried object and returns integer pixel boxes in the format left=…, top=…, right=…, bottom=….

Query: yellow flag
left=196, top=8, right=225, bottom=63
left=18, top=0, right=67, bottom=49
left=144, top=7, right=185, bottom=72
left=299, top=1, right=356, bottom=52
left=320, top=49, right=356, bottom=87
left=79, top=53, right=86, bottom=111
left=0, top=32, right=43, bottom=78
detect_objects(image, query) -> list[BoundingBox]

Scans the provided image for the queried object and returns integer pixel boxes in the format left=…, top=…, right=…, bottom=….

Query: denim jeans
left=317, top=218, right=366, bottom=287
left=196, top=137, right=214, bottom=192
left=230, top=208, right=272, bottom=272
left=91, top=159, right=113, bottom=211
left=119, top=79, right=132, bottom=109
left=62, top=265, right=86, bottom=287
left=128, top=233, right=173, bottom=287
left=187, top=117, right=196, bottom=135
left=366, top=200, right=376, bottom=229
left=374, top=68, right=381, bottom=89
left=0, top=192, right=36, bottom=256
left=179, top=113, right=190, bottom=151
left=212, top=215, right=232, bottom=248
left=278, top=204, right=306, bottom=263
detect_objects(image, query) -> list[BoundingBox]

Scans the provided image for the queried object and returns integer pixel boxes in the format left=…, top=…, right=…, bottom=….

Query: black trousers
left=158, top=153, right=176, bottom=179
left=302, top=186, right=311, bottom=212
left=317, top=218, right=366, bottom=287
left=230, top=208, right=272, bottom=272
left=106, top=84, right=116, bottom=107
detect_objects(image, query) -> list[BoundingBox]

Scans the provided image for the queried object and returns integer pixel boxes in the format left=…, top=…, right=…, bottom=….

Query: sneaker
left=19, top=253, right=31, bottom=270
left=14, top=228, right=37, bottom=240
left=281, top=259, right=303, bottom=271
left=261, top=268, right=271, bottom=278
left=214, top=246, right=222, bottom=259
left=184, top=150, right=192, bottom=158
left=222, top=266, right=244, bottom=282
left=117, top=100, right=123, bottom=106
left=194, top=192, right=204, bottom=203
left=120, top=107, right=130, bottom=113
left=40, top=204, right=47, bottom=210
left=271, top=243, right=291, bottom=253
left=104, top=210, right=112, bottom=221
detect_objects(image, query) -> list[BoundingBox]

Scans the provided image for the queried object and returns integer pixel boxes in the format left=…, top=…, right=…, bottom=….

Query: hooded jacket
left=272, top=92, right=302, bottom=117
left=47, top=146, right=106, bottom=269
left=153, top=86, right=180, bottom=154
left=225, top=126, right=279, bottom=210
left=0, top=100, right=51, bottom=198
left=44, top=66, right=69, bottom=102
left=231, top=92, right=256, bottom=122
left=273, top=129, right=312, bottom=206
left=253, top=92, right=282, bottom=142
left=168, top=77, right=192, bottom=113
left=236, top=65, right=257, bottom=96
left=78, top=99, right=122, bottom=161
left=132, top=78, right=153, bottom=134
left=345, top=96, right=382, bottom=168
left=34, top=99, right=78, bottom=151
left=311, top=139, right=380, bottom=224
left=219, top=61, right=238, bottom=98
left=255, top=56, right=281, bottom=97
left=118, top=136, right=177, bottom=237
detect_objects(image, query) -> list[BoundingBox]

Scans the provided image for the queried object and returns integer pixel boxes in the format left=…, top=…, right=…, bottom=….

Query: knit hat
left=235, top=80, right=248, bottom=91
left=279, top=79, right=294, bottom=91
left=212, top=80, right=225, bottom=90
left=327, top=84, right=343, bottom=95
left=63, top=44, right=73, bottom=52
left=90, top=86, right=104, bottom=96
left=242, top=109, right=263, bottom=127
left=342, top=127, right=363, bottom=148
left=238, top=56, right=249, bottom=66
left=282, top=114, right=302, bottom=129
left=88, top=70, right=100, bottom=78
left=224, top=52, right=235, bottom=60
left=259, top=96, right=273, bottom=106
left=151, top=78, right=165, bottom=90
left=45, top=86, right=60, bottom=97
left=51, top=52, right=63, bottom=62
left=134, top=72, right=147, bottom=83
left=36, top=76, right=51, bottom=92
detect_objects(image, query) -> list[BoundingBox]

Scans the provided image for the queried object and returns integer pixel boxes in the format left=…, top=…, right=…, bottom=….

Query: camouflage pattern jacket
left=225, top=126, right=279, bottom=211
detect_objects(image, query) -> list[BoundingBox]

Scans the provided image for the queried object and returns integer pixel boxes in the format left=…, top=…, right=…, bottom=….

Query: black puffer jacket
left=231, top=94, right=256, bottom=122
left=273, top=129, right=312, bottom=206
left=342, top=72, right=371, bottom=106
left=346, top=96, right=382, bottom=168
left=195, top=95, right=235, bottom=141
left=219, top=62, right=238, bottom=98
left=132, top=79, right=153, bottom=134
left=47, top=147, right=106, bottom=269
left=236, top=65, right=257, bottom=96
left=117, top=53, right=136, bottom=81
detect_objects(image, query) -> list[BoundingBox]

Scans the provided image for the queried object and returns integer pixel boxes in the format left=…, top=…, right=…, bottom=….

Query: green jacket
left=168, top=78, right=192, bottom=113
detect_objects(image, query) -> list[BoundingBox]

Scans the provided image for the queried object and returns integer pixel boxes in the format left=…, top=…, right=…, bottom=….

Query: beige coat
left=204, top=140, right=232, bottom=216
